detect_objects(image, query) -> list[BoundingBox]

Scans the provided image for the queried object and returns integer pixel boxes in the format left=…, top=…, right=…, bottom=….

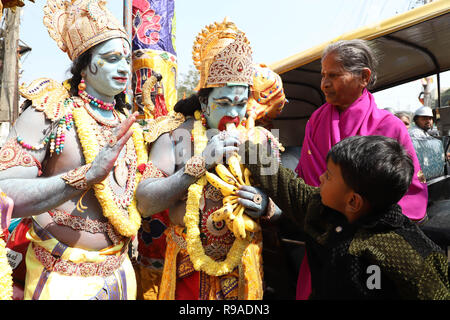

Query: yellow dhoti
left=24, top=218, right=136, bottom=300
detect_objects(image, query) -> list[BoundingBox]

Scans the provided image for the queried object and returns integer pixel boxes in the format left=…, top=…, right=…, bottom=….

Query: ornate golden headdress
left=43, top=0, right=129, bottom=61
left=192, top=18, right=253, bottom=91
left=247, top=64, right=287, bottom=127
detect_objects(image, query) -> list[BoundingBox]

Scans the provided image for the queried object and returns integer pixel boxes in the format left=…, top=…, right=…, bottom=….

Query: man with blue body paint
left=0, top=0, right=141, bottom=299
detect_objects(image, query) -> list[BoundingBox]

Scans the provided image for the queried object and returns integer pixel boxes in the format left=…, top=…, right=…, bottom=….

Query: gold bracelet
left=61, top=163, right=93, bottom=190
left=184, top=155, right=206, bottom=178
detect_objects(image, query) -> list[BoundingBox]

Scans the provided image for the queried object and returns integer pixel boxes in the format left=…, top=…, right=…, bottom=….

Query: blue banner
left=132, top=0, right=176, bottom=55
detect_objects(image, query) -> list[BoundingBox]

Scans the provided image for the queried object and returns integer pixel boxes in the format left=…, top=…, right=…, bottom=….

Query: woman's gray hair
left=322, top=39, right=378, bottom=89
left=394, top=111, right=412, bottom=122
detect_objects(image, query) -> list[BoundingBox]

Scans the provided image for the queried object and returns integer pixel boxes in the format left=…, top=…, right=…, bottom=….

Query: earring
left=201, top=113, right=207, bottom=127
left=78, top=79, right=86, bottom=91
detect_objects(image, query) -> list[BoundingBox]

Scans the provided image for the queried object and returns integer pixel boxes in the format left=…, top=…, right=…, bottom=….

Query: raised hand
left=86, top=112, right=138, bottom=185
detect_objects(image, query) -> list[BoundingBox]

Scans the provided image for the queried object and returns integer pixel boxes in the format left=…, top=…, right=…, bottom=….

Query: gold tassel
left=76, top=188, right=90, bottom=212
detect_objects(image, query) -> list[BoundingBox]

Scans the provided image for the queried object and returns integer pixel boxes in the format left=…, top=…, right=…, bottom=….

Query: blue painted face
left=201, top=86, right=249, bottom=131
left=83, top=38, right=131, bottom=102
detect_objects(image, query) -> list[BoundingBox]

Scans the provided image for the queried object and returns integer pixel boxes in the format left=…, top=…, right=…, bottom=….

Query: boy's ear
left=346, top=192, right=365, bottom=215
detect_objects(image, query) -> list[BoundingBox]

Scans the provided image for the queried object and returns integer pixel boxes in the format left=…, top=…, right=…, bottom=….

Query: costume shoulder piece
left=19, top=78, right=71, bottom=122
left=143, top=112, right=186, bottom=144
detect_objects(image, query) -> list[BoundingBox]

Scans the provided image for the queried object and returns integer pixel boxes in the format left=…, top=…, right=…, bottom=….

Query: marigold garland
left=0, top=236, right=12, bottom=300
left=192, top=111, right=209, bottom=156
left=183, top=111, right=250, bottom=276
left=72, top=102, right=147, bottom=237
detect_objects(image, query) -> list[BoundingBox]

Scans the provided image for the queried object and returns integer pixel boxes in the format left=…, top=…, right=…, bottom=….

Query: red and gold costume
left=136, top=18, right=286, bottom=300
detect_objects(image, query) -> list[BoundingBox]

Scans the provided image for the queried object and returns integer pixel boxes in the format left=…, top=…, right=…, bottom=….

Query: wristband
left=61, top=163, right=93, bottom=190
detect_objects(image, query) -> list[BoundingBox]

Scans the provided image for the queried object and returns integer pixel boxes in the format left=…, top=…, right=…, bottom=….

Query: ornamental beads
left=78, top=80, right=115, bottom=111
left=52, top=113, right=74, bottom=155
left=17, top=97, right=74, bottom=156
left=201, top=113, right=207, bottom=127
left=16, top=136, right=48, bottom=151
left=18, top=121, right=71, bottom=156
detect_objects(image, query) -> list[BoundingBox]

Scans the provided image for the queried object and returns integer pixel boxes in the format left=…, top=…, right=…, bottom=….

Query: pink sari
left=294, top=88, right=428, bottom=299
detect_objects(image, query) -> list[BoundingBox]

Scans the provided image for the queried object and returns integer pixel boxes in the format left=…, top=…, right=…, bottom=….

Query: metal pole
left=437, top=72, right=441, bottom=109
left=123, top=0, right=133, bottom=106
left=123, top=0, right=133, bottom=42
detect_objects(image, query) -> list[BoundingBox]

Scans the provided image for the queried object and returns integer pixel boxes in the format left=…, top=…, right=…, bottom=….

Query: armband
left=61, top=163, right=93, bottom=190
left=140, top=161, right=166, bottom=179
left=0, top=138, right=42, bottom=174
left=184, top=155, right=206, bottom=178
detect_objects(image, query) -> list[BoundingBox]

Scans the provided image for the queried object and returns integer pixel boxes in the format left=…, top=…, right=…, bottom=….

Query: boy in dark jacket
left=241, top=135, right=449, bottom=299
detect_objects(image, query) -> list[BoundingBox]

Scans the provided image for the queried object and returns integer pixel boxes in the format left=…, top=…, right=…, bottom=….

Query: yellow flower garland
left=72, top=104, right=148, bottom=237
left=0, top=236, right=12, bottom=300
left=192, top=111, right=209, bottom=156
left=183, top=111, right=250, bottom=277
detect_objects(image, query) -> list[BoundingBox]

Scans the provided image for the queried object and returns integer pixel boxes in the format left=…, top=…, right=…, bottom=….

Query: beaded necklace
left=73, top=96, right=119, bottom=127
left=78, top=80, right=115, bottom=111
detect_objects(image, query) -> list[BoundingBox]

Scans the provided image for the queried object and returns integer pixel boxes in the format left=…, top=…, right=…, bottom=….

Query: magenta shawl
left=294, top=89, right=428, bottom=300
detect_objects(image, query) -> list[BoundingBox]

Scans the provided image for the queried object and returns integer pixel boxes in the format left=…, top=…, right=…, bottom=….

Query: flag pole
left=123, top=0, right=133, bottom=42
left=123, top=0, right=133, bottom=106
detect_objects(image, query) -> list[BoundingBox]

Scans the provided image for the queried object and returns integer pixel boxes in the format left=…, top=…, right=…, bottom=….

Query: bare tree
left=177, top=64, right=199, bottom=101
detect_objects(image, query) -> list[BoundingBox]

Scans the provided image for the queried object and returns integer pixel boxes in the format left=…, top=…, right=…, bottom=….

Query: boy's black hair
left=326, top=135, right=414, bottom=212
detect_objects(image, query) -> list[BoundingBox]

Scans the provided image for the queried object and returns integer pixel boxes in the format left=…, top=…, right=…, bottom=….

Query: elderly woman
left=293, top=39, right=428, bottom=300
left=395, top=111, right=412, bottom=128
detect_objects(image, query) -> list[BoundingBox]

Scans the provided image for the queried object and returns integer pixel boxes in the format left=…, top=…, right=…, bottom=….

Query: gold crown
left=192, top=18, right=253, bottom=91
left=43, top=0, right=129, bottom=61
